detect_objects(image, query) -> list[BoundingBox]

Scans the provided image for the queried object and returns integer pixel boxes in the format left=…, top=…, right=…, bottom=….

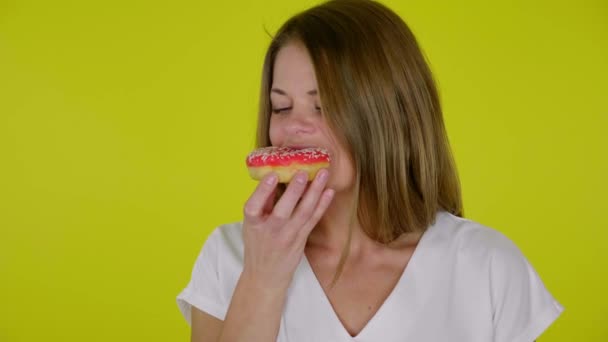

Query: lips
left=286, top=145, right=316, bottom=149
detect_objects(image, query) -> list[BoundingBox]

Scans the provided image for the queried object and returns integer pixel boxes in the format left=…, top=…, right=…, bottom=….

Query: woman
left=177, top=0, right=563, bottom=341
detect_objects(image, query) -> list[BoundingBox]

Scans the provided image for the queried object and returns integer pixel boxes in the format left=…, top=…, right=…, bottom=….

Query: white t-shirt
left=176, top=211, right=563, bottom=341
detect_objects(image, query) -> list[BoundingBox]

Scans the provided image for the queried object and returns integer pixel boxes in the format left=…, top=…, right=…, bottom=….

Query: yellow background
left=1, top=0, right=606, bottom=340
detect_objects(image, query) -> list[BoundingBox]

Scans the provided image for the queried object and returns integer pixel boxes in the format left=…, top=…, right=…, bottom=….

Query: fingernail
left=265, top=174, right=277, bottom=185
left=296, top=172, right=308, bottom=184
left=317, top=169, right=328, bottom=181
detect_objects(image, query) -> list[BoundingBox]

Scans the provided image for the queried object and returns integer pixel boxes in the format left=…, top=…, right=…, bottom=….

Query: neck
left=306, top=188, right=423, bottom=259
left=306, top=188, right=370, bottom=255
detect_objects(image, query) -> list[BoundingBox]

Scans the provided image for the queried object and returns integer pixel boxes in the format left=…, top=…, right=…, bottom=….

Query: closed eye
left=271, top=106, right=322, bottom=114
left=272, top=107, right=291, bottom=114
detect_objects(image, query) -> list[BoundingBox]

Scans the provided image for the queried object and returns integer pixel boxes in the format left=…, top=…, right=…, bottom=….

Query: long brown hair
left=256, top=0, right=463, bottom=283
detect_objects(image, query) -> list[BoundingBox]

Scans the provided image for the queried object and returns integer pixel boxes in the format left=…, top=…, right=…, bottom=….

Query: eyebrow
left=271, top=88, right=318, bottom=96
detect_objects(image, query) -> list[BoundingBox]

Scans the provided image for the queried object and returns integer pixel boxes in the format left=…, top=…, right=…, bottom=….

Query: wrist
left=239, top=269, right=291, bottom=297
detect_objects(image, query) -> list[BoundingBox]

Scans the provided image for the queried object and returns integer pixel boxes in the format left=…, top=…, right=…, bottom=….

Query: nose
left=285, top=108, right=315, bottom=136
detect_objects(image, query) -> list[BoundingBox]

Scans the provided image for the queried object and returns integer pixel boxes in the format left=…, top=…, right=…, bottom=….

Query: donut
left=246, top=146, right=330, bottom=183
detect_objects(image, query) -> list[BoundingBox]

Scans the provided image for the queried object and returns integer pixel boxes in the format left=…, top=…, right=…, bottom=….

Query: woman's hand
left=241, top=169, right=335, bottom=291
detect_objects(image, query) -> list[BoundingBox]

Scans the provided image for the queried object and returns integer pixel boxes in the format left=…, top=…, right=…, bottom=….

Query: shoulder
left=204, top=221, right=245, bottom=262
left=176, top=222, right=245, bottom=323
left=192, top=221, right=246, bottom=296
left=430, top=212, right=563, bottom=341
left=208, top=221, right=244, bottom=245
left=428, top=211, right=537, bottom=288
left=430, top=211, right=523, bottom=262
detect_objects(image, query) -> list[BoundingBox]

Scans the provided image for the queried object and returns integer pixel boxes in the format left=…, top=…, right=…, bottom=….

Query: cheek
left=268, top=118, right=281, bottom=146
left=327, top=154, right=355, bottom=189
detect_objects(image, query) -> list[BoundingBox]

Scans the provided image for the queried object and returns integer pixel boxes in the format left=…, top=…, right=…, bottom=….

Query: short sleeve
left=176, top=228, right=226, bottom=325
left=490, top=237, right=564, bottom=342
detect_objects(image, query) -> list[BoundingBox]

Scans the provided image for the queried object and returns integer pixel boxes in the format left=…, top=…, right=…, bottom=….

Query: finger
left=298, top=188, right=335, bottom=239
left=243, top=173, right=278, bottom=220
left=262, top=187, right=277, bottom=214
left=291, top=169, right=330, bottom=224
left=271, top=171, right=309, bottom=220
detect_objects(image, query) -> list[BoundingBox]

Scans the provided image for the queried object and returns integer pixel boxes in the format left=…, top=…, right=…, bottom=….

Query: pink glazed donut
left=246, top=146, right=331, bottom=183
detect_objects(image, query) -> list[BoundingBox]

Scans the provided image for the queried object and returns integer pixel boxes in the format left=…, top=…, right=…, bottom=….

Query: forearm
left=218, top=272, right=288, bottom=342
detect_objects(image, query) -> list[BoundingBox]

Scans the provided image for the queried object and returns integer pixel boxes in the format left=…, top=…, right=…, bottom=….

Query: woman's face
left=269, top=41, right=355, bottom=193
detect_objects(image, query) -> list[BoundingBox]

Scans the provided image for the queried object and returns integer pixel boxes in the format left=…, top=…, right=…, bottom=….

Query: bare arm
left=218, top=273, right=289, bottom=341
left=189, top=281, right=287, bottom=342
left=190, top=273, right=289, bottom=342
left=191, top=307, right=222, bottom=342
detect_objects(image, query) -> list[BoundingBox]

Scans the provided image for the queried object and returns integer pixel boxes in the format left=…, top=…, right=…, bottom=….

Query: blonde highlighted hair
left=256, top=0, right=463, bottom=281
